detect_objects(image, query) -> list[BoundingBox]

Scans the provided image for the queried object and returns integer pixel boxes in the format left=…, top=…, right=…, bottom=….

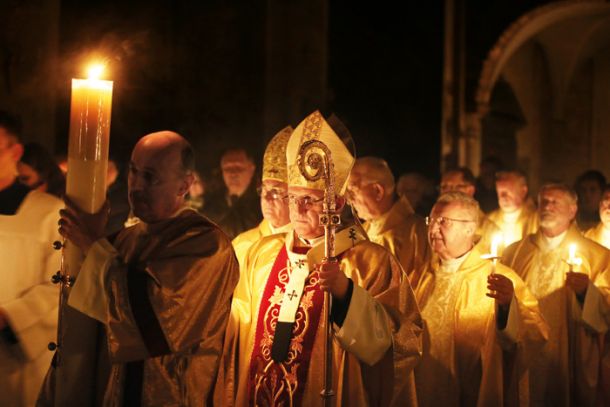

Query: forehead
left=131, top=143, right=179, bottom=171
left=496, top=177, right=519, bottom=188
left=539, top=189, right=571, bottom=202
left=442, top=171, right=464, bottom=183
left=0, top=127, right=15, bottom=146
left=432, top=201, right=471, bottom=218
left=221, top=150, right=250, bottom=166
left=287, top=185, right=323, bottom=197
left=601, top=190, right=610, bottom=200
left=263, top=179, right=287, bottom=189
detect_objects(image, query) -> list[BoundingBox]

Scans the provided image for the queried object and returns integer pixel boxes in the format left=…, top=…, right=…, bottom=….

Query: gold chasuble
left=502, top=226, right=610, bottom=406
left=232, top=219, right=291, bottom=268
left=363, top=196, right=430, bottom=277
left=487, top=201, right=539, bottom=247
left=215, top=225, right=423, bottom=406
left=584, top=222, right=610, bottom=250
left=475, top=209, right=502, bottom=253
left=412, top=245, right=548, bottom=407
left=65, top=209, right=240, bottom=406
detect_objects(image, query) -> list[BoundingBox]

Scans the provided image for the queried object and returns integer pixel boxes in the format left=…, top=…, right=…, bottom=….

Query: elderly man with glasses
left=232, top=127, right=293, bottom=267
left=411, top=191, right=547, bottom=407
left=216, top=111, right=423, bottom=406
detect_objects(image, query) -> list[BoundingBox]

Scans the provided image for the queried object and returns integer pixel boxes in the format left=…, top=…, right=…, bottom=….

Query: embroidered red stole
left=247, top=245, right=324, bottom=406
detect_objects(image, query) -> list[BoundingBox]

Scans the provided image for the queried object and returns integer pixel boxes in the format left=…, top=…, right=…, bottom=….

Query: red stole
left=247, top=245, right=324, bottom=406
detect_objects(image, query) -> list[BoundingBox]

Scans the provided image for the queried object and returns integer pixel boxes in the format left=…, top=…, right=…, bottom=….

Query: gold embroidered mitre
left=286, top=111, right=355, bottom=194
left=262, top=126, right=293, bottom=182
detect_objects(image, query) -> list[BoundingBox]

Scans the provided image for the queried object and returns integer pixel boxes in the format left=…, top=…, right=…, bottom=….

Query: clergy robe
left=584, top=223, right=610, bottom=250
left=232, top=219, right=290, bottom=268
left=0, top=189, right=61, bottom=407
left=487, top=201, right=539, bottom=246
left=412, top=246, right=548, bottom=407
left=215, top=224, right=423, bottom=406
left=363, top=196, right=430, bottom=277
left=502, top=225, right=610, bottom=406
left=476, top=209, right=502, bottom=254
left=62, top=208, right=239, bottom=406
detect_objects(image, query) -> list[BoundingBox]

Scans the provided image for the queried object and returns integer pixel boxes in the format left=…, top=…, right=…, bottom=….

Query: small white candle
left=491, top=234, right=502, bottom=257
left=568, top=243, right=576, bottom=264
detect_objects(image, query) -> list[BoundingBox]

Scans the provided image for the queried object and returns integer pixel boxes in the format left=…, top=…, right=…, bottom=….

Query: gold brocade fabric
left=475, top=209, right=502, bottom=254
left=232, top=219, right=273, bottom=268
left=502, top=225, right=610, bottom=406
left=364, top=196, right=430, bottom=277
left=214, top=227, right=423, bottom=406
left=100, top=210, right=240, bottom=406
left=487, top=201, right=539, bottom=247
left=413, top=246, right=548, bottom=407
left=584, top=222, right=610, bottom=250
left=262, top=126, right=292, bottom=182
left=286, top=111, right=355, bottom=194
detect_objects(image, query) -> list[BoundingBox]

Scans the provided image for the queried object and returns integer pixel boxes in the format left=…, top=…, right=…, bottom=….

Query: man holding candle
left=487, top=170, right=539, bottom=246
left=502, top=183, right=610, bottom=406
left=411, top=191, right=547, bottom=406
left=232, top=126, right=293, bottom=267
left=48, top=131, right=239, bottom=405
left=0, top=111, right=62, bottom=407
left=215, top=111, right=423, bottom=406
left=346, top=156, right=430, bottom=277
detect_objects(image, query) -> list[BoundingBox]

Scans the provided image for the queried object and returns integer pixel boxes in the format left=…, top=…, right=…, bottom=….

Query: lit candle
left=64, top=63, right=113, bottom=276
left=568, top=243, right=576, bottom=264
left=491, top=234, right=502, bottom=257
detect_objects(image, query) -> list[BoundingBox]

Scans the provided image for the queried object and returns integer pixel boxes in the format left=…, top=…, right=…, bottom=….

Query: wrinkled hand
left=487, top=273, right=514, bottom=307
left=566, top=272, right=589, bottom=296
left=58, top=197, right=109, bottom=253
left=318, top=258, right=349, bottom=300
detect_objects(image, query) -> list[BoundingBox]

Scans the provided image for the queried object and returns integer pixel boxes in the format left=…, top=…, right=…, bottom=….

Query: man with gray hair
left=412, top=191, right=547, bottom=406
left=347, top=157, right=429, bottom=276
left=487, top=170, right=538, bottom=246
left=502, top=183, right=610, bottom=406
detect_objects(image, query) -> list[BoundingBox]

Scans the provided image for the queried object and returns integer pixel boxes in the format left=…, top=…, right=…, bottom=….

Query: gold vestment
left=363, top=196, right=430, bottom=276
left=56, top=209, right=240, bottom=406
left=502, top=226, right=610, bottom=406
left=215, top=226, right=423, bottom=406
left=487, top=201, right=539, bottom=246
left=412, top=245, right=548, bottom=407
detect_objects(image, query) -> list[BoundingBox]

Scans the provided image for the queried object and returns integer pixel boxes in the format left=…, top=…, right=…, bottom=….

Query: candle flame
left=491, top=233, right=502, bottom=257
left=87, top=63, right=105, bottom=80
left=569, top=243, right=576, bottom=262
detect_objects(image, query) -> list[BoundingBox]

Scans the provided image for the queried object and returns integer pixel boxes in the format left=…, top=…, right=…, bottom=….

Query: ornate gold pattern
left=250, top=248, right=323, bottom=406
left=263, top=126, right=292, bottom=182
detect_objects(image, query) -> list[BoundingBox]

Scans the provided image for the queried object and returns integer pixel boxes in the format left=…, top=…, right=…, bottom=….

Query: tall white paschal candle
left=64, top=65, right=112, bottom=276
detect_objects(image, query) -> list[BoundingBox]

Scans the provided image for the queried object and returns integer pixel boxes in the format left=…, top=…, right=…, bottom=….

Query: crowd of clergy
left=0, top=108, right=609, bottom=407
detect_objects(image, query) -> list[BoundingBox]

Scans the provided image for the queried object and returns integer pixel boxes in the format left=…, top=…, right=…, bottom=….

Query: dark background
left=18, top=0, right=552, bottom=180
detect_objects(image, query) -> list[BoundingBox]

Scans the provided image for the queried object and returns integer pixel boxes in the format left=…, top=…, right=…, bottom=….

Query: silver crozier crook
left=296, top=139, right=340, bottom=406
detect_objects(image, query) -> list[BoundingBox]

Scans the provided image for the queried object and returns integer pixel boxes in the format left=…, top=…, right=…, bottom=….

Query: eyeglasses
left=425, top=216, right=476, bottom=228
left=287, top=194, right=324, bottom=209
left=256, top=186, right=288, bottom=201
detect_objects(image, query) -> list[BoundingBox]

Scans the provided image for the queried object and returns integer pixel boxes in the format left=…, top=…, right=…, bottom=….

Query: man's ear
left=178, top=172, right=194, bottom=196
left=373, top=183, right=385, bottom=201
left=11, top=143, right=23, bottom=163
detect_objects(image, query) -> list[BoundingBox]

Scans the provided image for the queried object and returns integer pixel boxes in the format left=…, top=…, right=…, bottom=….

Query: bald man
left=348, top=157, right=429, bottom=275
left=42, top=132, right=240, bottom=406
left=487, top=171, right=538, bottom=246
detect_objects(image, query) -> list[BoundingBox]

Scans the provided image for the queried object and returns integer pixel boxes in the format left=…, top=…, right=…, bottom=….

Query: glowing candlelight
left=568, top=244, right=576, bottom=263
left=491, top=234, right=502, bottom=257
left=64, top=62, right=113, bottom=276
